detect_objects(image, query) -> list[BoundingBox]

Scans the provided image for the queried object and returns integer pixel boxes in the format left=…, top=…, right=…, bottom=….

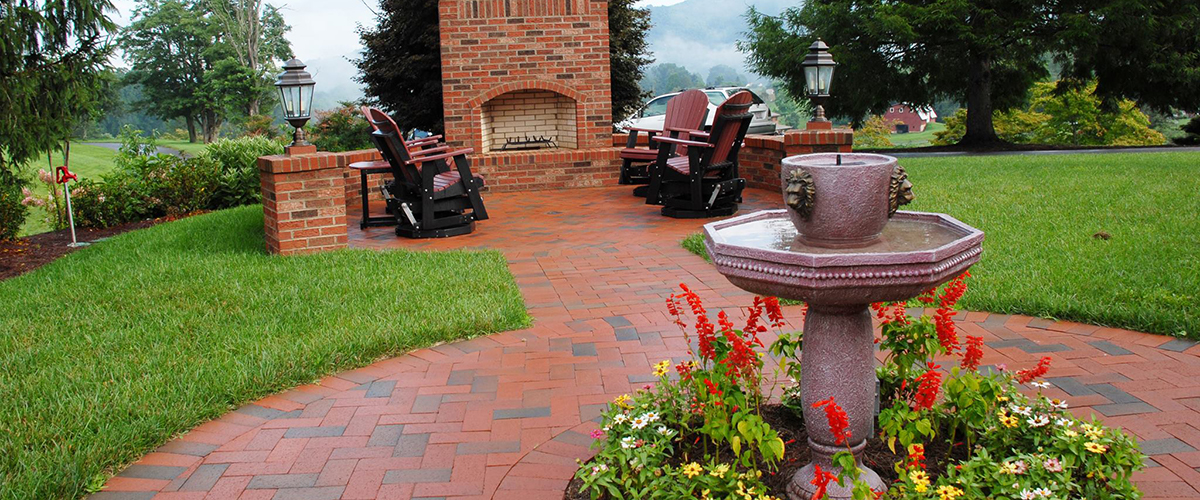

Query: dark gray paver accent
left=278, top=409, right=303, bottom=419
left=1028, top=318, right=1056, bottom=329
left=235, top=404, right=286, bottom=420
left=1046, top=377, right=1096, bottom=396
left=986, top=338, right=1070, bottom=354
left=284, top=426, right=346, bottom=438
left=411, top=394, right=442, bottom=413
left=394, top=433, right=430, bottom=457
left=1088, top=341, right=1134, bottom=356
left=580, top=403, right=607, bottom=422
left=1158, top=339, right=1199, bottom=352
left=603, top=316, right=632, bottom=328
left=247, top=473, right=319, bottom=489
left=456, top=440, right=520, bottom=454
left=493, top=406, right=552, bottom=420
left=180, top=464, right=229, bottom=491
left=367, top=424, right=405, bottom=447
left=638, top=331, right=662, bottom=346
left=447, top=370, right=475, bottom=386
left=156, top=440, right=219, bottom=457
left=365, top=380, right=397, bottom=398
left=1090, top=384, right=1143, bottom=404
left=906, top=307, right=925, bottom=318
left=471, top=375, right=498, bottom=393
left=549, top=337, right=573, bottom=351
left=1140, top=438, right=1197, bottom=456
left=1093, top=402, right=1158, bottom=417
left=271, top=486, right=344, bottom=500
left=614, top=327, right=639, bottom=341
left=627, top=374, right=657, bottom=384
left=87, top=493, right=156, bottom=500
left=117, top=464, right=187, bottom=480
left=553, top=430, right=594, bottom=447
left=572, top=342, right=598, bottom=357
left=383, top=468, right=453, bottom=484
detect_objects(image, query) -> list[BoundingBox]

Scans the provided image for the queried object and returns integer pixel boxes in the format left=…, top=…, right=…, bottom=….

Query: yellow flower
left=909, top=470, right=931, bottom=489
left=1000, top=462, right=1019, bottom=475
left=1085, top=441, right=1108, bottom=454
left=682, top=462, right=703, bottom=478
left=915, top=483, right=929, bottom=493
left=613, top=394, right=632, bottom=408
left=1064, top=429, right=1079, bottom=438
left=652, top=360, right=671, bottom=377
left=998, top=411, right=1019, bottom=428
left=997, top=395, right=1010, bottom=402
left=1085, top=429, right=1104, bottom=440
left=710, top=463, right=730, bottom=478
left=936, top=485, right=964, bottom=500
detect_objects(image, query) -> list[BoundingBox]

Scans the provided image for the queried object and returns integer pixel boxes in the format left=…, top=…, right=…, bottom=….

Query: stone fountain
left=703, top=153, right=984, bottom=499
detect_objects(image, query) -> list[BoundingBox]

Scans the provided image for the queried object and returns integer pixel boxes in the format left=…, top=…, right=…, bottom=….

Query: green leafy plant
left=0, top=168, right=29, bottom=240
left=201, top=135, right=284, bottom=207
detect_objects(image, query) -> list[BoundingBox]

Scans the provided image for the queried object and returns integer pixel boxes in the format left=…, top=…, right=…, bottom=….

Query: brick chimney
left=438, top=0, right=613, bottom=153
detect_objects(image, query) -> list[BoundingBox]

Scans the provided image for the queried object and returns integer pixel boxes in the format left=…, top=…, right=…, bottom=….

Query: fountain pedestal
left=703, top=153, right=984, bottom=500
left=788, top=305, right=886, bottom=499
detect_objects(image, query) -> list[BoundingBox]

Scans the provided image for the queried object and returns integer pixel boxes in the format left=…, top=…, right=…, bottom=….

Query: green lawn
left=685, top=152, right=1200, bottom=338
left=158, top=139, right=210, bottom=156
left=18, top=143, right=119, bottom=236
left=0, top=206, right=530, bottom=499
left=888, top=122, right=946, bottom=148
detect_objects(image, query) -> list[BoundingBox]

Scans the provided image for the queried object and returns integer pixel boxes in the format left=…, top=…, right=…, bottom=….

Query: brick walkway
left=95, top=187, right=1200, bottom=500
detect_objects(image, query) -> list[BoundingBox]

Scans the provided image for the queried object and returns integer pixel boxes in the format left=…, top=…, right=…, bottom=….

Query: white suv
left=618, top=87, right=778, bottom=135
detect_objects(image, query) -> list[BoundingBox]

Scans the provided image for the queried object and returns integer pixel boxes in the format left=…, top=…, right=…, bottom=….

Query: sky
left=108, top=0, right=690, bottom=98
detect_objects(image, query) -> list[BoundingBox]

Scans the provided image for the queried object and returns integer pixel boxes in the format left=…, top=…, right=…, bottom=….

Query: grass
left=157, top=139, right=210, bottom=156
left=888, top=122, right=946, bottom=148
left=0, top=205, right=530, bottom=499
left=18, top=144, right=120, bottom=236
left=683, top=152, right=1200, bottom=338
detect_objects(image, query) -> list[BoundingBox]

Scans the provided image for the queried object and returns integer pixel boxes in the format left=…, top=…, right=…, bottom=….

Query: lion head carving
left=889, top=164, right=915, bottom=216
left=785, top=168, right=815, bottom=219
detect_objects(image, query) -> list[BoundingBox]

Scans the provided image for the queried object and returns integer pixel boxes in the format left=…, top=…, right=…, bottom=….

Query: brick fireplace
left=437, top=0, right=613, bottom=153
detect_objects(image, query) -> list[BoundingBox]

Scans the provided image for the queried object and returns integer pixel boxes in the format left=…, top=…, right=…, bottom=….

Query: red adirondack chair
left=364, top=109, right=489, bottom=238
left=619, top=89, right=709, bottom=196
left=644, top=91, right=753, bottom=218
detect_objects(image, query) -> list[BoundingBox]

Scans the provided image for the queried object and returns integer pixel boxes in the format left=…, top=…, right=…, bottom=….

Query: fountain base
left=787, top=459, right=887, bottom=500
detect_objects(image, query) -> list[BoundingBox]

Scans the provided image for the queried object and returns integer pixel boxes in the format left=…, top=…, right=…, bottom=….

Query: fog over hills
left=645, top=0, right=799, bottom=80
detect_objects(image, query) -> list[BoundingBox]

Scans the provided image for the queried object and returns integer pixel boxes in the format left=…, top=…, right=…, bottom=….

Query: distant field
left=17, top=144, right=119, bottom=237
left=889, top=122, right=946, bottom=148
left=157, top=140, right=209, bottom=155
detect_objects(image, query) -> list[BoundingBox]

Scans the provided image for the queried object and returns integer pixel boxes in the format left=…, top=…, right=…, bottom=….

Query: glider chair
left=350, top=107, right=451, bottom=229
left=365, top=114, right=488, bottom=238
left=643, top=91, right=753, bottom=219
left=619, top=89, right=709, bottom=197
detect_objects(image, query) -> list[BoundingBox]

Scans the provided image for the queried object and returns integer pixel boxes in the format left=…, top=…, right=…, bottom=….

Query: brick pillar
left=782, top=124, right=855, bottom=156
left=258, top=152, right=348, bottom=255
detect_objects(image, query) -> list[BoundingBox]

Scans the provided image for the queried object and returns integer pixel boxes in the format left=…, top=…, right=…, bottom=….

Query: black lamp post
left=801, top=40, right=837, bottom=123
left=275, top=58, right=316, bottom=148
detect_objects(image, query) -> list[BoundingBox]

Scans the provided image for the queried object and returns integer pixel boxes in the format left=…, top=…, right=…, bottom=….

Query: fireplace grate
left=499, top=135, right=558, bottom=151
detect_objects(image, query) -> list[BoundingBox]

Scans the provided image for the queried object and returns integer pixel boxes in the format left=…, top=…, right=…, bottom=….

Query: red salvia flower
left=810, top=464, right=838, bottom=500
left=764, top=296, right=785, bottom=329
left=961, top=335, right=984, bottom=372
left=907, top=443, right=926, bottom=470
left=745, top=296, right=765, bottom=334
left=718, top=310, right=734, bottom=334
left=1015, top=356, right=1053, bottom=384
left=912, top=363, right=942, bottom=411
left=813, top=397, right=852, bottom=445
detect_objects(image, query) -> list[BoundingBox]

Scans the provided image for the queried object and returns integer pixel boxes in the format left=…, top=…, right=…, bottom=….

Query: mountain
left=644, top=0, right=799, bottom=80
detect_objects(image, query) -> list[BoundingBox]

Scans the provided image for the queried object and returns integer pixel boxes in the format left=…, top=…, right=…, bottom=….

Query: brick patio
left=94, top=187, right=1200, bottom=500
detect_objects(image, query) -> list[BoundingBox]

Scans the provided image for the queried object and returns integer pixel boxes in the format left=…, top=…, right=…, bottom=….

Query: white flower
left=1011, top=405, right=1033, bottom=416
left=1028, top=415, right=1050, bottom=427
left=1031, top=381, right=1050, bottom=388
left=1050, top=399, right=1069, bottom=410
left=1020, top=489, right=1037, bottom=500
left=656, top=425, right=671, bottom=436
left=620, top=436, right=636, bottom=449
left=630, top=415, right=649, bottom=429
left=645, top=412, right=660, bottom=423
left=1055, top=418, right=1072, bottom=427
left=1033, top=487, right=1052, bottom=497
left=612, top=414, right=628, bottom=424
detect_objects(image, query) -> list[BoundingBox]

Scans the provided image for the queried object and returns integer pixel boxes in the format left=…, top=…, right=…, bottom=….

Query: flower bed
left=569, top=277, right=1145, bottom=500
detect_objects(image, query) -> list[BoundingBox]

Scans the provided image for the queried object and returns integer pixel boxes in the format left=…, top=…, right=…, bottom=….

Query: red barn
left=883, top=104, right=938, bottom=133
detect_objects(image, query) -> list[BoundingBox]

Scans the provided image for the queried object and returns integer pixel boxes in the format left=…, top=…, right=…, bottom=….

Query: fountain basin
left=704, top=209, right=984, bottom=306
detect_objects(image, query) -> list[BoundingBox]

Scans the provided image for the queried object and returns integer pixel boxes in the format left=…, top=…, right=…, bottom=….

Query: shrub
left=311, top=103, right=374, bottom=152
left=0, top=168, right=29, bottom=240
left=1175, top=116, right=1200, bottom=145
left=855, top=115, right=898, bottom=149
left=201, top=136, right=284, bottom=208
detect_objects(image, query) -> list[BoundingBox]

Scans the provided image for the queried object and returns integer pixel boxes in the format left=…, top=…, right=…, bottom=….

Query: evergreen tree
left=742, top=0, right=1200, bottom=145
left=0, top=0, right=117, bottom=172
left=608, top=0, right=653, bottom=123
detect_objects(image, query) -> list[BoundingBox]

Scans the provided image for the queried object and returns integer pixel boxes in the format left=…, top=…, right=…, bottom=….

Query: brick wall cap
left=258, top=152, right=344, bottom=174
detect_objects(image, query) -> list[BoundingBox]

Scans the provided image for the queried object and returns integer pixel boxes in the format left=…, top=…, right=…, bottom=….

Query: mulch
left=565, top=404, right=965, bottom=499
left=0, top=220, right=158, bottom=280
